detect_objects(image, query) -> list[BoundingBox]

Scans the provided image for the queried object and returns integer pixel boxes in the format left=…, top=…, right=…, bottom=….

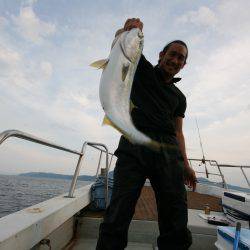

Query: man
left=96, top=18, right=197, bottom=250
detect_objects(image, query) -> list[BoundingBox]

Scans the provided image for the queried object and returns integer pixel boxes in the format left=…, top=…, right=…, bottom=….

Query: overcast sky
left=0, top=0, right=249, bottom=187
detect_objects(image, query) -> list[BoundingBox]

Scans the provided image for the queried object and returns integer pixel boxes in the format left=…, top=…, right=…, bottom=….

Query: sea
left=0, top=174, right=91, bottom=218
left=1, top=174, right=249, bottom=219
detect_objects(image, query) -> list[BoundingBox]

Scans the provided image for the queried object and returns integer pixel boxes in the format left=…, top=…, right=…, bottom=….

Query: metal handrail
left=0, top=130, right=110, bottom=205
left=103, top=155, right=250, bottom=189
left=0, top=130, right=82, bottom=156
left=84, top=142, right=109, bottom=206
left=189, top=158, right=227, bottom=187
left=189, top=158, right=250, bottom=188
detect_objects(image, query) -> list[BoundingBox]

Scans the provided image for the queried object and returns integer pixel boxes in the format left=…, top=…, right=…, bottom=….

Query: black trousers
left=96, top=136, right=192, bottom=250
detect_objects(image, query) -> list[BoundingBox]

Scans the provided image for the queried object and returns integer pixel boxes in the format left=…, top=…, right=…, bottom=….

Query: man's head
left=159, top=40, right=188, bottom=76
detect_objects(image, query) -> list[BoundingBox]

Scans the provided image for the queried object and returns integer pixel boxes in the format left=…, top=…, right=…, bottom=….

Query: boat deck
left=66, top=187, right=224, bottom=250
left=83, top=186, right=222, bottom=220
left=65, top=186, right=222, bottom=250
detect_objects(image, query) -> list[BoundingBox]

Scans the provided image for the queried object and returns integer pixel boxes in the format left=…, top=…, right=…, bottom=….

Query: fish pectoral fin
left=102, top=115, right=124, bottom=134
left=102, top=115, right=113, bottom=126
left=130, top=100, right=137, bottom=113
left=90, top=59, right=109, bottom=69
left=122, top=64, right=130, bottom=81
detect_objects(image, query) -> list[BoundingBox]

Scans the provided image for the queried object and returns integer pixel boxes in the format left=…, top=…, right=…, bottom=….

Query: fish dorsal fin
left=122, top=64, right=130, bottom=81
left=90, top=59, right=109, bottom=69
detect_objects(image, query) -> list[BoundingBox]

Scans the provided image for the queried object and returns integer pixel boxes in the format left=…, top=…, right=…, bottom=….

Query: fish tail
left=160, top=142, right=179, bottom=151
left=148, top=141, right=179, bottom=152
left=147, top=140, right=162, bottom=152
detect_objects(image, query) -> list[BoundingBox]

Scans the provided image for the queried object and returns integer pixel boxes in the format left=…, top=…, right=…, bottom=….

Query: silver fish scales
left=91, top=28, right=161, bottom=150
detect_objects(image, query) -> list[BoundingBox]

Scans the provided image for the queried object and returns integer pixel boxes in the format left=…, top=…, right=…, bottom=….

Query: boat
left=0, top=129, right=249, bottom=250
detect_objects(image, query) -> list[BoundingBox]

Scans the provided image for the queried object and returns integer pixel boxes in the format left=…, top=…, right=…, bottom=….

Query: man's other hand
left=184, top=166, right=197, bottom=191
left=124, top=18, right=143, bottom=31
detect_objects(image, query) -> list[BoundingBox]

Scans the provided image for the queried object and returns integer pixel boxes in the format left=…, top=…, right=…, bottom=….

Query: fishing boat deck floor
left=83, top=186, right=222, bottom=220
left=65, top=186, right=224, bottom=250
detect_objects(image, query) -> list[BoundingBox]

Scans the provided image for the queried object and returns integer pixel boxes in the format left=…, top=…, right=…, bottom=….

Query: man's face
left=159, top=43, right=187, bottom=76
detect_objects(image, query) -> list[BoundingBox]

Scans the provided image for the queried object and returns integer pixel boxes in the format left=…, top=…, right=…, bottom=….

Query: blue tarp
left=89, top=176, right=114, bottom=211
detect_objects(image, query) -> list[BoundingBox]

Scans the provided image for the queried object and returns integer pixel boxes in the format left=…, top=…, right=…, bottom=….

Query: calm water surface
left=0, top=175, right=90, bottom=218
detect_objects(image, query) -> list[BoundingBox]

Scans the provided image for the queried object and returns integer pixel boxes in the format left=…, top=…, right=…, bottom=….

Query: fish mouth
left=120, top=40, right=143, bottom=64
left=119, top=29, right=143, bottom=63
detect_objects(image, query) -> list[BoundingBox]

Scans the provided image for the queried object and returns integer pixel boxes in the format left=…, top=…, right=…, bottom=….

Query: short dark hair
left=159, top=40, right=188, bottom=64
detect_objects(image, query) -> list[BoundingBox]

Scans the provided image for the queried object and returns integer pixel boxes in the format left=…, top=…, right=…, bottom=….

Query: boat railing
left=189, top=158, right=250, bottom=189
left=1, top=129, right=249, bottom=210
left=0, top=129, right=112, bottom=205
left=104, top=155, right=250, bottom=189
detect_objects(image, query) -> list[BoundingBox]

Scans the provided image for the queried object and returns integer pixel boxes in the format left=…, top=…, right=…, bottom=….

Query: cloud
left=23, top=0, right=38, bottom=6
left=0, top=48, right=51, bottom=93
left=0, top=16, right=9, bottom=28
left=176, top=0, right=250, bottom=40
left=0, top=45, right=21, bottom=65
left=216, top=0, right=250, bottom=38
left=176, top=6, right=217, bottom=27
left=188, top=36, right=250, bottom=119
left=180, top=2, right=250, bottom=166
left=40, top=61, right=53, bottom=79
left=201, top=109, right=250, bottom=165
left=12, top=6, right=56, bottom=43
left=70, top=92, right=91, bottom=107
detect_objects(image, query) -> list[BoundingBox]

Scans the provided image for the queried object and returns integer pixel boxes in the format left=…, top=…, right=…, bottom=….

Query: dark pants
left=96, top=136, right=192, bottom=250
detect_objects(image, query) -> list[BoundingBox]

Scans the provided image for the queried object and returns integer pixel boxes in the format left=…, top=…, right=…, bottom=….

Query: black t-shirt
left=130, top=55, right=186, bottom=136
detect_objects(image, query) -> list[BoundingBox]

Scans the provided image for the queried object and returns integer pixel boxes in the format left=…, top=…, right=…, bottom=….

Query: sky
left=0, top=0, right=249, bottom=187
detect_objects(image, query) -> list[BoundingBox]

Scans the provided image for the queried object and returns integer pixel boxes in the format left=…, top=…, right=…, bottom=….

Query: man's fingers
left=125, top=18, right=134, bottom=25
left=192, top=180, right=196, bottom=191
left=193, top=183, right=196, bottom=191
left=124, top=18, right=143, bottom=31
left=184, top=171, right=197, bottom=191
left=192, top=177, right=197, bottom=191
left=126, top=18, right=139, bottom=23
left=125, top=18, right=137, bottom=27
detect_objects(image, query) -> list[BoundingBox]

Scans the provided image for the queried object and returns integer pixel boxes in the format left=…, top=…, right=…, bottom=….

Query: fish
left=90, top=28, right=161, bottom=151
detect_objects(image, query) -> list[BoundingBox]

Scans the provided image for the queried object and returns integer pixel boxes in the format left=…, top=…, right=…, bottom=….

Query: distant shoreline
left=0, top=173, right=248, bottom=193
left=18, top=172, right=95, bottom=182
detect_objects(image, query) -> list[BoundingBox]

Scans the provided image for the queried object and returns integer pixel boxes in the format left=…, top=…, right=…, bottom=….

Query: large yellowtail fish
left=91, top=28, right=161, bottom=150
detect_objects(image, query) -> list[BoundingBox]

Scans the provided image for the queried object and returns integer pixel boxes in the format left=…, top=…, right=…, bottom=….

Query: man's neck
left=159, top=67, right=174, bottom=84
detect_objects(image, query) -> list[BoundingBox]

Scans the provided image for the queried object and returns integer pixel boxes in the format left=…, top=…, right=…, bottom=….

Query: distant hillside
left=19, top=172, right=95, bottom=181
left=19, top=173, right=249, bottom=192
left=198, top=177, right=250, bottom=193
